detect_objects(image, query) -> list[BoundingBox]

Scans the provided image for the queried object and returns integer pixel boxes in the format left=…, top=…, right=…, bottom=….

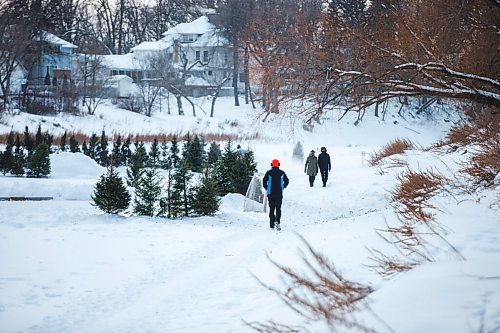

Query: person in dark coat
left=304, top=150, right=318, bottom=187
left=318, top=147, right=331, bottom=187
left=263, top=159, right=289, bottom=230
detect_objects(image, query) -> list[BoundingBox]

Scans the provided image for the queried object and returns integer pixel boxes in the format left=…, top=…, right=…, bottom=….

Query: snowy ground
left=0, top=98, right=499, bottom=332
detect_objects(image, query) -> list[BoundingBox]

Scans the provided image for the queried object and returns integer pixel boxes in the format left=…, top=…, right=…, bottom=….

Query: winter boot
left=275, top=223, right=281, bottom=231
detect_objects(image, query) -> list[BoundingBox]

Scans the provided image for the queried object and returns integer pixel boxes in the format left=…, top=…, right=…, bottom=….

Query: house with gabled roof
left=102, top=15, right=238, bottom=97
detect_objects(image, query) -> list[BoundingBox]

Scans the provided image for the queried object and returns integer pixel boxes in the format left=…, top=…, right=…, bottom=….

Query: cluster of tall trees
left=215, top=0, right=499, bottom=118
left=92, top=139, right=257, bottom=218
left=2, top=0, right=497, bottom=120
left=0, top=126, right=51, bottom=177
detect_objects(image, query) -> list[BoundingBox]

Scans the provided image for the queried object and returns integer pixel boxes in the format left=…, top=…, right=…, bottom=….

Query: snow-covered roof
left=130, top=41, right=171, bottom=53
left=186, top=76, right=210, bottom=87
left=163, top=16, right=213, bottom=37
left=102, top=53, right=143, bottom=70
left=41, top=31, right=77, bottom=49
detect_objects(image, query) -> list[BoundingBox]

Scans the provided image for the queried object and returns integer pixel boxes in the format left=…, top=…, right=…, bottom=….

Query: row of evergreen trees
left=0, top=126, right=51, bottom=177
left=92, top=140, right=257, bottom=218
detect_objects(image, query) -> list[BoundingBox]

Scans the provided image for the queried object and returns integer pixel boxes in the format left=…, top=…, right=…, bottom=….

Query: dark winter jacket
left=263, top=167, right=289, bottom=197
left=318, top=152, right=331, bottom=171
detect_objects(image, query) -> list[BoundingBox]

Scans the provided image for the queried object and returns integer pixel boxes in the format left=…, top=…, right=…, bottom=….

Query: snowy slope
left=0, top=98, right=499, bottom=333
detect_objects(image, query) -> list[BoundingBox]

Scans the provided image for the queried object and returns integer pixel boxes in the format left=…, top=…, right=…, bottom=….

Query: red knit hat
left=271, top=159, right=280, bottom=167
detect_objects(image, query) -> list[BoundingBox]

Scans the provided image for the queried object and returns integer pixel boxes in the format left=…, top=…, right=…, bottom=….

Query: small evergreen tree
left=170, top=135, right=180, bottom=168
left=207, top=142, right=221, bottom=166
left=35, top=125, right=44, bottom=147
left=293, top=141, right=304, bottom=160
left=148, top=138, right=160, bottom=168
left=27, top=143, right=50, bottom=178
left=23, top=126, right=35, bottom=158
left=133, top=167, right=163, bottom=217
left=91, top=166, right=130, bottom=214
left=59, top=131, right=67, bottom=152
left=69, top=134, right=80, bottom=153
left=185, top=134, right=204, bottom=172
left=192, top=169, right=220, bottom=216
left=160, top=139, right=171, bottom=170
left=234, top=149, right=258, bottom=195
left=97, top=130, right=109, bottom=166
left=0, top=133, right=14, bottom=175
left=159, top=169, right=173, bottom=218
left=87, top=133, right=99, bottom=161
left=126, top=147, right=144, bottom=188
left=11, top=155, right=25, bottom=176
left=135, top=140, right=149, bottom=166
left=213, top=141, right=238, bottom=196
left=120, top=137, right=132, bottom=165
left=43, top=132, right=53, bottom=150
left=13, top=134, right=25, bottom=166
left=82, top=140, right=89, bottom=156
left=170, top=164, right=193, bottom=218
left=111, top=135, right=122, bottom=167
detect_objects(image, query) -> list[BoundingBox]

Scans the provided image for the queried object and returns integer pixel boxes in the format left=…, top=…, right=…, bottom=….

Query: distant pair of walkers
left=304, top=147, right=331, bottom=187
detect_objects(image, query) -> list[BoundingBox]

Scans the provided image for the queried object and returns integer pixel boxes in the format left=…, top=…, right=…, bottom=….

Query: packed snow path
left=1, top=118, right=499, bottom=332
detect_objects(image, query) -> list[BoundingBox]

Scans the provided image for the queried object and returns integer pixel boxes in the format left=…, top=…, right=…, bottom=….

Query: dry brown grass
left=390, top=169, right=447, bottom=223
left=461, top=144, right=500, bottom=189
left=250, top=235, right=376, bottom=333
left=366, top=247, right=419, bottom=278
left=0, top=131, right=259, bottom=145
left=368, top=138, right=414, bottom=166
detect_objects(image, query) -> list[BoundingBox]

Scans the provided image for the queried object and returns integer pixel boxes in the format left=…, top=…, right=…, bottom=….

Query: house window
left=196, top=51, right=201, bottom=61
left=111, top=70, right=118, bottom=76
left=181, top=34, right=196, bottom=43
left=203, top=51, right=209, bottom=63
left=239, top=72, right=246, bottom=83
left=208, top=70, right=213, bottom=76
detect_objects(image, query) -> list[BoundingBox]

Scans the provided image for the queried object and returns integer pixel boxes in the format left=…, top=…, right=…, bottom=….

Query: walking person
left=304, top=150, right=318, bottom=187
left=318, top=147, right=331, bottom=187
left=263, top=159, right=289, bottom=231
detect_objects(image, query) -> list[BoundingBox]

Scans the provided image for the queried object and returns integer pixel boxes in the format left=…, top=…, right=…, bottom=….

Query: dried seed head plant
left=248, top=235, right=380, bottom=333
left=368, top=138, right=414, bottom=166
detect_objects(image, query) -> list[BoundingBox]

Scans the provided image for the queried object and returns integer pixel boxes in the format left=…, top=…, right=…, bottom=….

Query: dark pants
left=320, top=168, right=329, bottom=186
left=309, top=176, right=315, bottom=187
left=268, top=195, right=283, bottom=228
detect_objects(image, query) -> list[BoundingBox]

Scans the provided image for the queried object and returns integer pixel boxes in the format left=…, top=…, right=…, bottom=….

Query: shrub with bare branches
left=368, top=138, right=414, bottom=166
left=390, top=169, right=447, bottom=223
left=248, top=235, right=376, bottom=333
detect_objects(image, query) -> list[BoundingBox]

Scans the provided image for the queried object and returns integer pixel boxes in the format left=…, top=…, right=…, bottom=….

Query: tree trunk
left=176, top=94, right=184, bottom=115
left=232, top=37, right=240, bottom=107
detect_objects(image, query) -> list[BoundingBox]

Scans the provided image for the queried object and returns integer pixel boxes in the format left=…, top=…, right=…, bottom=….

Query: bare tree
left=74, top=52, right=107, bottom=115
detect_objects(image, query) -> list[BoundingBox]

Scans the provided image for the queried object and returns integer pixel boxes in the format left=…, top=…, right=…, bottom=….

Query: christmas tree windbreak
left=244, top=173, right=267, bottom=212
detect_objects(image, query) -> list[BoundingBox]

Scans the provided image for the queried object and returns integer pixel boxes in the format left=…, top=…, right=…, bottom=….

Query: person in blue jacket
left=263, top=159, right=289, bottom=230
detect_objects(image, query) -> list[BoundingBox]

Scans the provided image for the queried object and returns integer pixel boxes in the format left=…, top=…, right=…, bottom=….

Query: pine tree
left=23, top=126, right=35, bottom=158
left=159, top=169, right=173, bottom=218
left=185, top=134, right=204, bottom=172
left=59, top=131, right=67, bottom=152
left=192, top=169, right=220, bottom=216
left=11, top=155, right=25, bottom=176
left=213, top=141, right=238, bottom=196
left=69, top=134, right=80, bottom=153
left=170, top=164, right=193, bottom=218
left=160, top=139, right=171, bottom=170
left=0, top=133, right=14, bottom=175
left=293, top=141, right=304, bottom=160
left=126, top=147, right=144, bottom=188
left=134, top=140, right=149, bottom=166
left=35, top=125, right=44, bottom=147
left=87, top=133, right=99, bottom=161
left=91, top=166, right=130, bottom=214
left=148, top=138, right=160, bottom=168
left=181, top=133, right=191, bottom=162
left=111, top=135, right=122, bottom=167
left=133, top=167, right=163, bottom=217
left=120, top=137, right=132, bottom=166
left=43, top=133, right=53, bottom=150
left=207, top=142, right=221, bottom=166
left=97, top=130, right=109, bottom=166
left=14, top=134, right=25, bottom=167
left=27, top=143, right=50, bottom=178
left=170, top=135, right=180, bottom=168
left=82, top=140, right=89, bottom=156
left=234, top=148, right=258, bottom=195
